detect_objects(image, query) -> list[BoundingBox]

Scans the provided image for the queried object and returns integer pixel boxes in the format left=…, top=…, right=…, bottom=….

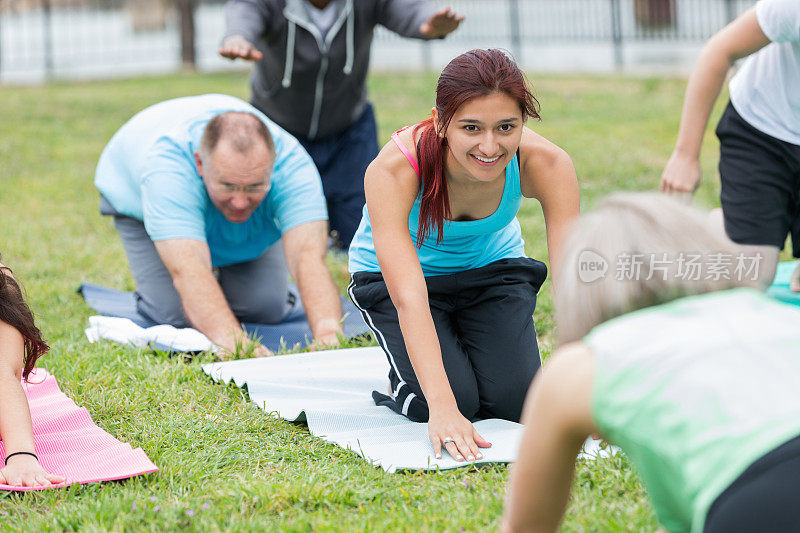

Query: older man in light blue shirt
left=96, top=94, right=342, bottom=356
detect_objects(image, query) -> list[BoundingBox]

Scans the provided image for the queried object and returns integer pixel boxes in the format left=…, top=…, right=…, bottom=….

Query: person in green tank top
left=501, top=193, right=800, bottom=533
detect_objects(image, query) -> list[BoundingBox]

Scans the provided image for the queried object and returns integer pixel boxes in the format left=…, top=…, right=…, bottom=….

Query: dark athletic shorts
left=704, top=432, right=800, bottom=532
left=716, top=101, right=800, bottom=258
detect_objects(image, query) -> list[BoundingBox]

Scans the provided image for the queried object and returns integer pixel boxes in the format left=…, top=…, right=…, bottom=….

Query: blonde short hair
left=555, top=193, right=758, bottom=345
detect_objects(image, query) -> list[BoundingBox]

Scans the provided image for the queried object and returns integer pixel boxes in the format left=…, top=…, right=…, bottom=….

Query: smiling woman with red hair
left=347, top=49, right=580, bottom=463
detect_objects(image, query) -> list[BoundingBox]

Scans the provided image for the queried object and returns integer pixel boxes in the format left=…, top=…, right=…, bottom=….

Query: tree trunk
left=176, top=0, right=197, bottom=70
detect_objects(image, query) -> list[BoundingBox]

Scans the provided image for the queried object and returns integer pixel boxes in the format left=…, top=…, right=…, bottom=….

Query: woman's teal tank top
left=348, top=129, right=526, bottom=276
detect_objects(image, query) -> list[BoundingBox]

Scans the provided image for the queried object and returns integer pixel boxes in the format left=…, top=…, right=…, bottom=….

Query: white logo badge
left=578, top=249, right=608, bottom=283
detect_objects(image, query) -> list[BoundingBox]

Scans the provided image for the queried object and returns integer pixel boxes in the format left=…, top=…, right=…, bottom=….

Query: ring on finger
left=442, top=437, right=455, bottom=445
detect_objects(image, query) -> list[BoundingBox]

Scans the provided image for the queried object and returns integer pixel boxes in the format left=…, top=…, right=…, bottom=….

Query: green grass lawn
left=0, top=70, right=730, bottom=531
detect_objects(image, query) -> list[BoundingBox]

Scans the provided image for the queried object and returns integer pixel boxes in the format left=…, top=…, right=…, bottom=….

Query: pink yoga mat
left=0, top=368, right=158, bottom=491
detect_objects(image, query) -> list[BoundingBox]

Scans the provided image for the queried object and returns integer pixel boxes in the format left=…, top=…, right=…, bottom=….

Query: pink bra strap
left=391, top=127, right=420, bottom=177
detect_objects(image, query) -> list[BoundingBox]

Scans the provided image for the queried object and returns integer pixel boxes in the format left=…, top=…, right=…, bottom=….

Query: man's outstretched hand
left=419, top=7, right=465, bottom=39
left=219, top=35, right=263, bottom=61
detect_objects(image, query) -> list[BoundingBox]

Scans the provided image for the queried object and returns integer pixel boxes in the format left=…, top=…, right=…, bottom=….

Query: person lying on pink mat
left=0, top=255, right=66, bottom=487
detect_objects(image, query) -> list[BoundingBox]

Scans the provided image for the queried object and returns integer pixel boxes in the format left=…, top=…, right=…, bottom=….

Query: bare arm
left=153, top=239, right=269, bottom=356
left=282, top=220, right=342, bottom=345
left=368, top=135, right=489, bottom=462
left=519, top=128, right=580, bottom=291
left=660, top=8, right=770, bottom=193
left=0, top=322, right=41, bottom=486
left=219, top=0, right=267, bottom=60
left=501, top=342, right=597, bottom=533
left=376, top=1, right=463, bottom=40
left=219, top=35, right=263, bottom=61
left=368, top=142, right=449, bottom=406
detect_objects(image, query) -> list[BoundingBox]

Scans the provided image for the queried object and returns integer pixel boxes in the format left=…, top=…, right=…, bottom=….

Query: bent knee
left=479, top=370, right=538, bottom=422
left=450, top=381, right=480, bottom=420
left=231, top=290, right=290, bottom=324
left=138, top=295, right=188, bottom=328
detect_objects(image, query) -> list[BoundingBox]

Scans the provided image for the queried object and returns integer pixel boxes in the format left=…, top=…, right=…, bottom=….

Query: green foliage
left=0, top=70, right=729, bottom=530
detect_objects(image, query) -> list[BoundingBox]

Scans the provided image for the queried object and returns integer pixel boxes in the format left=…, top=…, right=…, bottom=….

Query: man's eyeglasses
left=208, top=180, right=270, bottom=195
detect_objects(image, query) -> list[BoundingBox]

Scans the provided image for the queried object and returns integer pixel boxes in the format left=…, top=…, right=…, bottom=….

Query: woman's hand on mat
left=660, top=150, right=701, bottom=194
left=429, top=407, right=491, bottom=462
left=218, top=35, right=263, bottom=61
left=0, top=456, right=65, bottom=487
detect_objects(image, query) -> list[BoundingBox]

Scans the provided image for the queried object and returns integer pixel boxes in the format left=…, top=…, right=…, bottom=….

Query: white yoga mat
left=203, top=347, right=614, bottom=472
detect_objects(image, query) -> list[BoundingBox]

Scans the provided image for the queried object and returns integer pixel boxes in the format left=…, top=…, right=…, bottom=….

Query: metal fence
left=0, top=0, right=754, bottom=84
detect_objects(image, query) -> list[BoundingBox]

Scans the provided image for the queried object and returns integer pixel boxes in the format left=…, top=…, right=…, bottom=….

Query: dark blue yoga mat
left=767, top=261, right=800, bottom=307
left=78, top=283, right=370, bottom=352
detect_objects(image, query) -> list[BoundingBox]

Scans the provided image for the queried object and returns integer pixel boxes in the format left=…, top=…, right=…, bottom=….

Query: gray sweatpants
left=113, top=215, right=292, bottom=327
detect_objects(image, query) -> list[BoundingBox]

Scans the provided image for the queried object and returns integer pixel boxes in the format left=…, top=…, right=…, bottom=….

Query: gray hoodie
left=224, top=0, right=438, bottom=140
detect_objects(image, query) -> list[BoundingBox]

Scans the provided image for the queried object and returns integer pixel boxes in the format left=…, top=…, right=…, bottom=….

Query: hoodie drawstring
left=282, top=20, right=296, bottom=88
left=284, top=1, right=352, bottom=88
left=343, top=5, right=353, bottom=76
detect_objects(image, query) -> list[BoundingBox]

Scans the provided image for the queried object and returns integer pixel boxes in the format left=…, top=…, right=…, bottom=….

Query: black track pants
left=348, top=258, right=547, bottom=423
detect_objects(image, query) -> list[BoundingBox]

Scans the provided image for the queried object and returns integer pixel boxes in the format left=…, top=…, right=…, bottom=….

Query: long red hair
left=413, top=49, right=540, bottom=246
